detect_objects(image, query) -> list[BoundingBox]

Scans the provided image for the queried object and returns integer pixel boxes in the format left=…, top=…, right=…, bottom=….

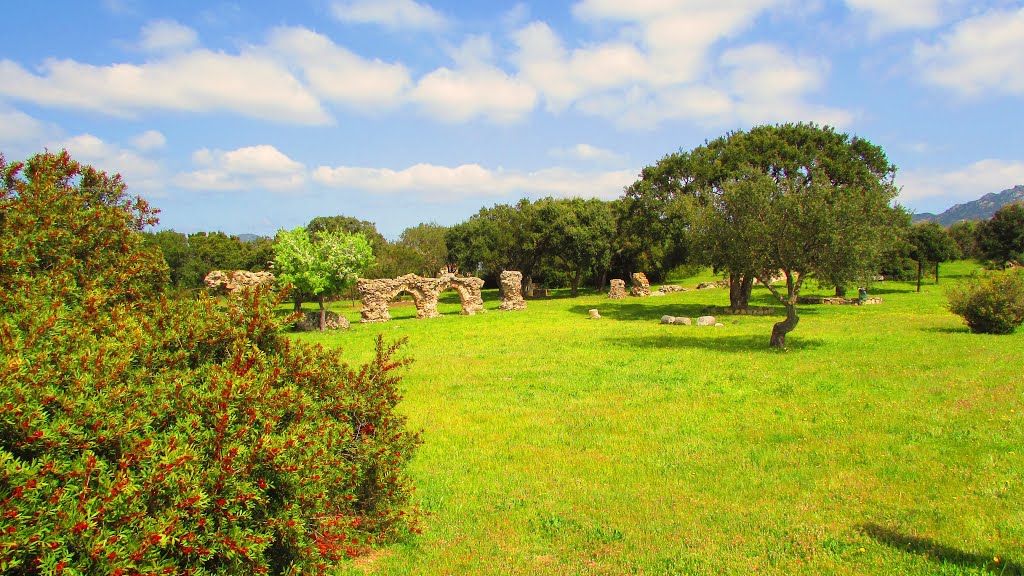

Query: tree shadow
left=859, top=523, right=1022, bottom=575
left=607, top=333, right=825, bottom=353
left=569, top=302, right=712, bottom=321
left=921, top=326, right=971, bottom=334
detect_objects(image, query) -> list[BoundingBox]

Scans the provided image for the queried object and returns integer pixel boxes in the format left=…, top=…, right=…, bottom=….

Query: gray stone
left=588, top=309, right=601, bottom=319
left=714, top=323, right=725, bottom=327
left=672, top=317, right=691, bottom=326
left=660, top=315, right=675, bottom=324
left=696, top=315, right=716, bottom=326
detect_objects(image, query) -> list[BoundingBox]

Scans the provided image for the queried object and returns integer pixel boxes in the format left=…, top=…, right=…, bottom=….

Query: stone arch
left=357, top=273, right=485, bottom=323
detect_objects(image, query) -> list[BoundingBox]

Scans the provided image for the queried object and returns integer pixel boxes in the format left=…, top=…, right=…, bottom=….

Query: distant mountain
left=913, top=185, right=1024, bottom=226
left=237, top=233, right=268, bottom=243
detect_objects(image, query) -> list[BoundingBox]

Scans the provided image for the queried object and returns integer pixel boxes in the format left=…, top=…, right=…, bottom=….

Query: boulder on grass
left=696, top=316, right=716, bottom=326
left=295, top=311, right=351, bottom=332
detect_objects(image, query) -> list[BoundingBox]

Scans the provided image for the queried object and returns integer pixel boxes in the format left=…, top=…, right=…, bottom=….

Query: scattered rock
left=588, top=309, right=601, bottom=319
left=658, top=285, right=688, bottom=293
left=650, top=291, right=666, bottom=297
left=204, top=270, right=275, bottom=295
left=294, top=311, right=351, bottom=332
left=672, top=317, right=691, bottom=326
left=661, top=315, right=675, bottom=324
left=608, top=279, right=627, bottom=299
left=696, top=315, right=716, bottom=326
left=714, top=323, right=725, bottom=327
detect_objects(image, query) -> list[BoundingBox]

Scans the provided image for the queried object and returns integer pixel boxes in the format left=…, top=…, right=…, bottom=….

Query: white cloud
left=0, top=48, right=330, bottom=124
left=549, top=143, right=622, bottom=162
left=914, top=7, right=1024, bottom=97
left=52, top=133, right=164, bottom=194
left=331, top=0, right=447, bottom=31
left=139, top=19, right=198, bottom=53
left=0, top=108, right=51, bottom=148
left=844, top=0, right=949, bottom=35
left=131, top=129, right=166, bottom=151
left=313, top=162, right=635, bottom=201
left=177, top=145, right=306, bottom=192
left=266, top=27, right=412, bottom=109
left=897, top=159, right=1024, bottom=209
left=412, top=65, right=537, bottom=123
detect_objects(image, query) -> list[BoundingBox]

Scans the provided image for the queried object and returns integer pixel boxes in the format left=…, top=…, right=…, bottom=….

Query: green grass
left=292, top=262, right=1023, bottom=575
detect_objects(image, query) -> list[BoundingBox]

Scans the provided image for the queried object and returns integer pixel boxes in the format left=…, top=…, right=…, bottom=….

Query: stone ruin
left=608, top=279, right=627, bottom=299
left=356, top=273, right=485, bottom=323
left=498, top=271, right=527, bottom=311
left=204, top=270, right=275, bottom=295
left=630, top=273, right=651, bottom=297
left=798, top=296, right=883, bottom=306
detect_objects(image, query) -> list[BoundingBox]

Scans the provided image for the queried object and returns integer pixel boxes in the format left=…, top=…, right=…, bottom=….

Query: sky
left=2, top=0, right=1023, bottom=239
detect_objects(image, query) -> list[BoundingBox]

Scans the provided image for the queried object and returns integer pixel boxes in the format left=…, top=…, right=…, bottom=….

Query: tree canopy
left=273, top=226, right=374, bottom=330
left=975, top=203, right=1024, bottom=270
left=679, top=123, right=904, bottom=347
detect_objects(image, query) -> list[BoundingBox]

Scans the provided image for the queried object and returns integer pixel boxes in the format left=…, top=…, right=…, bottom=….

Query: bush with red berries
left=0, top=152, right=420, bottom=575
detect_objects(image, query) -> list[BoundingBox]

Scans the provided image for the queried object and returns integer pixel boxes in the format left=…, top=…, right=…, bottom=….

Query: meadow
left=293, top=261, right=1023, bottom=575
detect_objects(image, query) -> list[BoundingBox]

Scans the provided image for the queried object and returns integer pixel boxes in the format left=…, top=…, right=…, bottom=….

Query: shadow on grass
left=607, top=333, right=825, bottom=352
left=922, top=326, right=971, bottom=334
left=859, top=524, right=1022, bottom=575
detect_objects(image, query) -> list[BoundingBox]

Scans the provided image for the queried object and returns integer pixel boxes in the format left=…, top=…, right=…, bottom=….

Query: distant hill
left=913, top=184, right=1024, bottom=226
left=237, top=233, right=268, bottom=243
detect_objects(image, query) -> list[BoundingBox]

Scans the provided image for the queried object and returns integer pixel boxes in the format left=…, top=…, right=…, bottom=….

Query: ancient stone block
left=672, top=317, right=692, bottom=326
left=696, top=315, right=716, bottom=326
left=294, top=311, right=351, bottom=332
left=499, top=270, right=527, bottom=311
left=204, top=270, right=275, bottom=295
left=661, top=315, right=675, bottom=324
left=588, top=309, right=601, bottom=319
left=608, top=279, right=627, bottom=299
left=357, top=273, right=485, bottom=323
left=630, top=273, right=651, bottom=297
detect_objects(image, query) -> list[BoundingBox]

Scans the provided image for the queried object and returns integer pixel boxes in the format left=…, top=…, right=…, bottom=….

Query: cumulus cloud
left=312, top=162, right=635, bottom=201
left=139, top=19, right=199, bottom=53
left=0, top=108, right=52, bottom=148
left=331, top=0, right=447, bottom=31
left=131, top=129, right=166, bottom=151
left=914, top=6, right=1024, bottom=97
left=897, top=159, right=1024, bottom=209
left=177, top=145, right=307, bottom=192
left=53, top=133, right=164, bottom=194
left=266, top=27, right=412, bottom=109
left=0, top=45, right=331, bottom=124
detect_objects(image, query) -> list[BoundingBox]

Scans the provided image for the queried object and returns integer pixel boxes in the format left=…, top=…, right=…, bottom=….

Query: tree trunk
left=318, top=295, right=326, bottom=331
left=916, top=260, right=922, bottom=292
left=571, top=269, right=582, bottom=297
left=728, top=272, right=754, bottom=309
left=769, top=303, right=799, bottom=349
left=934, top=262, right=939, bottom=284
left=835, top=285, right=846, bottom=297
left=596, top=269, right=608, bottom=292
left=293, top=295, right=302, bottom=313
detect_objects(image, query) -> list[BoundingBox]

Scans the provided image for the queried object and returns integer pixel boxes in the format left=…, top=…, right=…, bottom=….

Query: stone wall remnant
left=588, top=309, right=601, bottom=319
left=630, top=273, right=651, bottom=297
left=204, top=270, right=275, bottom=295
left=357, top=273, right=486, bottom=323
left=499, top=271, right=527, bottom=311
left=608, top=279, right=626, bottom=299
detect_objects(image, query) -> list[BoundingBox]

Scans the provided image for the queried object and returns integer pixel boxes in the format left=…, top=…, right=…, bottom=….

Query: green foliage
left=908, top=221, right=959, bottom=289
left=273, top=227, right=373, bottom=319
left=644, top=123, right=903, bottom=346
left=975, top=203, right=1024, bottom=270
left=947, top=270, right=1024, bottom=334
left=0, top=151, right=420, bottom=575
left=393, top=223, right=449, bottom=277
left=143, top=230, right=274, bottom=291
left=946, top=220, right=978, bottom=259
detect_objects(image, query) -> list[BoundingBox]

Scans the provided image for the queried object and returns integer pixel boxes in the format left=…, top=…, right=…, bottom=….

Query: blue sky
left=2, top=0, right=1022, bottom=238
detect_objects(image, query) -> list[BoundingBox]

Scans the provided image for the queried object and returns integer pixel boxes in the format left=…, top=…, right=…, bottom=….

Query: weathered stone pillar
left=498, top=270, right=527, bottom=311
left=630, top=272, right=651, bottom=297
left=608, top=279, right=626, bottom=299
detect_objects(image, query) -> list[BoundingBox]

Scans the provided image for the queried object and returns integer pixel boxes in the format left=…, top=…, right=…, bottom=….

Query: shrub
left=1, top=152, right=420, bottom=574
left=946, top=270, right=1024, bottom=334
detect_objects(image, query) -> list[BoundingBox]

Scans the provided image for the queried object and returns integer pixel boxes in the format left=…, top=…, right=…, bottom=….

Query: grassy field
left=292, top=262, right=1023, bottom=575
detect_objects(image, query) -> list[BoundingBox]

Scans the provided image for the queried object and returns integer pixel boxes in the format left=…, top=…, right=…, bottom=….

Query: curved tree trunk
left=769, top=304, right=799, bottom=348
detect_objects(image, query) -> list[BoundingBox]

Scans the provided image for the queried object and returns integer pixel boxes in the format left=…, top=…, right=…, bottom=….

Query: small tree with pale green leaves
left=274, top=226, right=373, bottom=330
